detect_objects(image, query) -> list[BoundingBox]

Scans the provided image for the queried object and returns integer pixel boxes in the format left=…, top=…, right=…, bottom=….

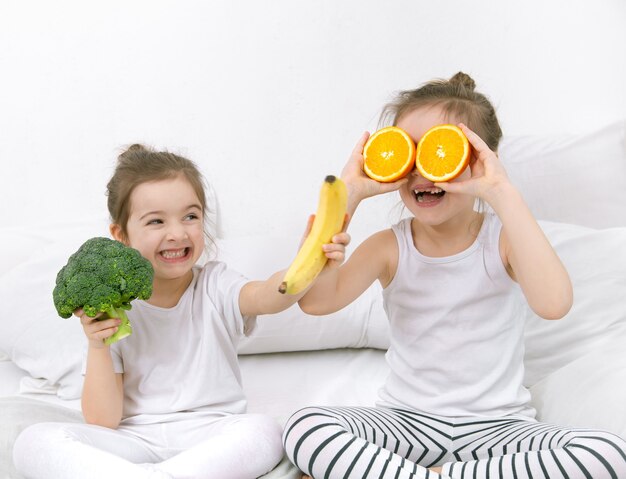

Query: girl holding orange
left=283, top=72, right=626, bottom=479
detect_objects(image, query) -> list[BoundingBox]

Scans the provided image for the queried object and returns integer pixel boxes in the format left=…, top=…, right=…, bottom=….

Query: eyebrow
left=139, top=204, right=202, bottom=221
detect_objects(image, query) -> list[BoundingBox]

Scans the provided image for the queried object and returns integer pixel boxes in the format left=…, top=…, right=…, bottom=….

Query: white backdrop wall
left=1, top=0, right=625, bottom=246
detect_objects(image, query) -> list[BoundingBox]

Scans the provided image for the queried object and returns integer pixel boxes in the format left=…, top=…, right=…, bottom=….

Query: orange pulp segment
left=363, top=126, right=416, bottom=182
left=415, top=124, right=470, bottom=182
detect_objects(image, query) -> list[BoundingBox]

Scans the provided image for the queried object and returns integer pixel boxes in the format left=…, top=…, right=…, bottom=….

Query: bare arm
left=239, top=270, right=305, bottom=317
left=299, top=229, right=397, bottom=315
left=495, top=185, right=573, bottom=319
left=238, top=217, right=351, bottom=317
left=437, top=124, right=573, bottom=320
left=78, top=312, right=124, bottom=428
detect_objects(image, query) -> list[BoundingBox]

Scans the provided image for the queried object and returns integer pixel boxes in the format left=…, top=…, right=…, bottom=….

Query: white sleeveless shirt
left=377, top=213, right=535, bottom=418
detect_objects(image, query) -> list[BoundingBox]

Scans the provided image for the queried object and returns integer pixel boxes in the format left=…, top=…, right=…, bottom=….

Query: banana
left=278, top=175, right=348, bottom=295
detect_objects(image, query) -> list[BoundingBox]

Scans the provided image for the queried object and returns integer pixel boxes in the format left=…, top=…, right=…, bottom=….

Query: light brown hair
left=106, top=144, right=214, bottom=247
left=381, top=71, right=502, bottom=151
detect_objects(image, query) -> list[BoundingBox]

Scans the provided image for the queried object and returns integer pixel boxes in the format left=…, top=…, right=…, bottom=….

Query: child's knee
left=285, top=406, right=323, bottom=429
left=592, top=432, right=626, bottom=475
left=233, top=414, right=283, bottom=460
left=571, top=430, right=626, bottom=476
left=282, top=407, right=334, bottom=453
left=13, top=422, right=64, bottom=471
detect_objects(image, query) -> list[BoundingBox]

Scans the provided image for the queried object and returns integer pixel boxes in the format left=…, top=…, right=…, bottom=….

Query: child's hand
left=299, top=214, right=351, bottom=270
left=341, top=132, right=408, bottom=204
left=322, top=231, right=351, bottom=270
left=75, top=309, right=121, bottom=349
left=434, top=123, right=512, bottom=203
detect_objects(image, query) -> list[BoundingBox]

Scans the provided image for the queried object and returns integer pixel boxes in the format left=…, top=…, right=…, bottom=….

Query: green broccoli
left=53, top=237, right=154, bottom=345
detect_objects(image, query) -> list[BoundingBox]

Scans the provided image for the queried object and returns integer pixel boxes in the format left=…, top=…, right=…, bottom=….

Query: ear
left=109, top=223, right=127, bottom=244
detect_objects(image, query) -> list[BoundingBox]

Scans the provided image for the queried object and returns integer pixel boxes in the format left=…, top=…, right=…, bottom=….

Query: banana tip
left=324, top=175, right=337, bottom=184
left=278, top=282, right=287, bottom=294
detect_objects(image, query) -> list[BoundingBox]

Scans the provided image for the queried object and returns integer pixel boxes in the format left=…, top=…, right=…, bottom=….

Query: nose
left=409, top=167, right=423, bottom=178
left=165, top=222, right=189, bottom=241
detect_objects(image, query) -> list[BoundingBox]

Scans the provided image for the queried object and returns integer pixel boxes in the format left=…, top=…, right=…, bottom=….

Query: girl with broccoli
left=282, top=72, right=626, bottom=478
left=13, top=144, right=349, bottom=479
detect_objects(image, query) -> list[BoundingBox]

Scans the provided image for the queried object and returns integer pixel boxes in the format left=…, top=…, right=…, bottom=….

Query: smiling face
left=396, top=105, right=476, bottom=227
left=111, top=175, right=205, bottom=286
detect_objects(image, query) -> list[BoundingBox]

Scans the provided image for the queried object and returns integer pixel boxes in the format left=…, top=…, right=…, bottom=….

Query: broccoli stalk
left=102, top=305, right=133, bottom=345
left=53, top=237, right=154, bottom=345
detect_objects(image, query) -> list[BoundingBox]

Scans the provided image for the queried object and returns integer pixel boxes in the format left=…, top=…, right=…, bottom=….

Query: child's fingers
left=94, top=325, right=119, bottom=341
left=322, top=243, right=344, bottom=253
left=304, top=214, right=315, bottom=234
left=297, top=214, right=316, bottom=248
left=459, top=123, right=492, bottom=157
left=378, top=176, right=409, bottom=194
left=434, top=180, right=470, bottom=195
left=322, top=241, right=347, bottom=259
left=79, top=311, right=103, bottom=325
left=434, top=181, right=453, bottom=192
left=324, top=250, right=345, bottom=261
left=85, top=317, right=121, bottom=334
left=342, top=132, right=370, bottom=179
left=350, top=131, right=370, bottom=160
left=323, top=245, right=345, bottom=261
left=331, top=232, right=351, bottom=246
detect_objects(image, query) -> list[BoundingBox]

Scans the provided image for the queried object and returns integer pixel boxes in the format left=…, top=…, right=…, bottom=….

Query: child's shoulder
left=363, top=226, right=399, bottom=246
left=194, top=260, right=248, bottom=292
left=357, top=228, right=400, bottom=288
left=355, top=228, right=399, bottom=266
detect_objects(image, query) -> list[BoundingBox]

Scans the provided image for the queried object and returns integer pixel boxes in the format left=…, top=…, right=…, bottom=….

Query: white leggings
left=13, top=413, right=283, bottom=479
left=283, top=406, right=626, bottom=479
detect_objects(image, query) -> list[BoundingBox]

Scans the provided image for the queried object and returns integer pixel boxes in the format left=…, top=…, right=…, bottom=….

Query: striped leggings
left=283, top=406, right=626, bottom=479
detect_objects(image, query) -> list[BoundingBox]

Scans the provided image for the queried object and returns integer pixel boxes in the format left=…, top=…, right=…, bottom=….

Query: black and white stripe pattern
left=283, top=406, right=626, bottom=478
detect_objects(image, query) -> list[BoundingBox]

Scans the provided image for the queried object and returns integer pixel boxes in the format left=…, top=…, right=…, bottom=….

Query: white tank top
left=377, top=213, right=535, bottom=418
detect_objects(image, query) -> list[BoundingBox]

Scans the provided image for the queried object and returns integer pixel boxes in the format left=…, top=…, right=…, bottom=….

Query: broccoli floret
left=53, top=237, right=154, bottom=345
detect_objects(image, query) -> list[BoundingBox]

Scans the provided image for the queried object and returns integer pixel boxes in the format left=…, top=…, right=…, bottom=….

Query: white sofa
left=1, top=120, right=625, bottom=478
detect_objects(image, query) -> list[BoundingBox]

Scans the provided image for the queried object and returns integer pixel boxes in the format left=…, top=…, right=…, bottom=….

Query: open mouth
left=413, top=187, right=446, bottom=204
left=159, top=247, right=191, bottom=261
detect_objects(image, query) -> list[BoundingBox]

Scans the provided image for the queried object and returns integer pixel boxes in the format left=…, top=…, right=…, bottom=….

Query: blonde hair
left=381, top=71, right=502, bottom=151
left=106, top=144, right=214, bottom=247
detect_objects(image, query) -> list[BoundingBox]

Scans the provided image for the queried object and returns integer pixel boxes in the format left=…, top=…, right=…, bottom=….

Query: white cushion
left=0, top=216, right=110, bottom=278
left=529, top=340, right=626, bottom=437
left=217, top=235, right=388, bottom=354
left=0, top=217, right=121, bottom=398
left=0, top=239, right=93, bottom=399
left=499, top=119, right=626, bottom=229
left=523, top=221, right=626, bottom=387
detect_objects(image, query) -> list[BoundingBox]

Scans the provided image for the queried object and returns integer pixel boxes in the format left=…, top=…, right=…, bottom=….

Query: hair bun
left=449, top=71, right=476, bottom=91
left=127, top=144, right=149, bottom=153
left=118, top=143, right=150, bottom=161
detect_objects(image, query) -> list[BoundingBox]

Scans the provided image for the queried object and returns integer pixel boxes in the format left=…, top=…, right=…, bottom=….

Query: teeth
left=413, top=187, right=443, bottom=194
left=414, top=186, right=445, bottom=203
left=161, top=248, right=187, bottom=259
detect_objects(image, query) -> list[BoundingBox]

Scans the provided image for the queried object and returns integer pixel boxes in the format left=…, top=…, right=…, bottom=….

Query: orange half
left=415, top=124, right=470, bottom=182
left=363, top=126, right=416, bottom=182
